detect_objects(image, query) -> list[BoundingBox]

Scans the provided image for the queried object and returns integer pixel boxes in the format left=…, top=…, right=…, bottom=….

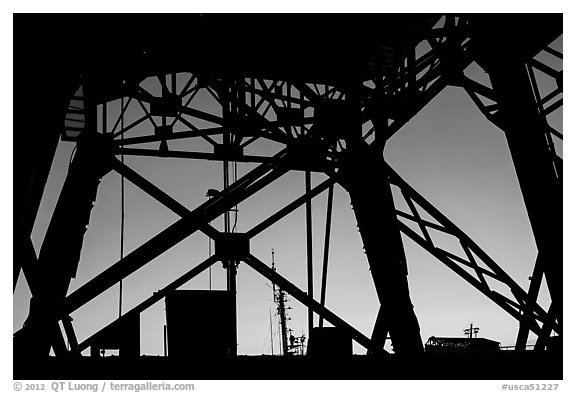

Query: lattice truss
left=462, top=37, right=563, bottom=183
left=27, top=15, right=562, bottom=355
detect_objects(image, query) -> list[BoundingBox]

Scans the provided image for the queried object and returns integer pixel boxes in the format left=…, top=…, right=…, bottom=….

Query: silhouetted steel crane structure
left=14, top=14, right=562, bottom=377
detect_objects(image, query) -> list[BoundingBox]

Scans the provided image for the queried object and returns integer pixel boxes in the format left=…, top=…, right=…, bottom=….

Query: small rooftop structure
left=425, top=336, right=501, bottom=354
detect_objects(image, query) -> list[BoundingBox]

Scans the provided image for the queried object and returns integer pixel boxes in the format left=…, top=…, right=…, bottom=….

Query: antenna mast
left=270, top=249, right=307, bottom=356
left=272, top=249, right=290, bottom=356
left=464, top=323, right=480, bottom=339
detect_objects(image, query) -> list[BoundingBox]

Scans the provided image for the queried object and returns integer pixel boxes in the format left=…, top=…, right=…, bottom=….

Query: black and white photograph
left=9, top=9, right=569, bottom=389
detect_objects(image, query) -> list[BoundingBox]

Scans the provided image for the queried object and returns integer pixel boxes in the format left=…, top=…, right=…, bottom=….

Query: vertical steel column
left=222, top=78, right=238, bottom=356
left=14, top=125, right=60, bottom=292
left=469, top=16, right=563, bottom=350
left=102, top=101, right=107, bottom=134
left=61, top=316, right=79, bottom=354
left=484, top=60, right=562, bottom=349
left=119, top=95, right=125, bottom=319
left=305, top=170, right=314, bottom=337
left=319, top=184, right=334, bottom=328
left=14, top=65, right=77, bottom=292
left=339, top=143, right=423, bottom=354
left=16, top=129, right=113, bottom=357
left=340, top=76, right=422, bottom=353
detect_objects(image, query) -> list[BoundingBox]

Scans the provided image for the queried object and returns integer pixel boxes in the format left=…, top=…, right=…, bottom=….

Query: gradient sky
left=13, top=33, right=562, bottom=357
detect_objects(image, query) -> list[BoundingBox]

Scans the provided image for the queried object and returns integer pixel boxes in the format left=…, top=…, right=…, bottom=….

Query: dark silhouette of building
left=425, top=336, right=501, bottom=354
left=165, top=290, right=235, bottom=359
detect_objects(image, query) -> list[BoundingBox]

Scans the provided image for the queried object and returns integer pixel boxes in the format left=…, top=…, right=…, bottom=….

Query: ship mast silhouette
left=271, top=249, right=305, bottom=356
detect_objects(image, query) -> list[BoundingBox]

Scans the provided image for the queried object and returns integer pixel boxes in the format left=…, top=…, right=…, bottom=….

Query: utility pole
left=464, top=323, right=479, bottom=339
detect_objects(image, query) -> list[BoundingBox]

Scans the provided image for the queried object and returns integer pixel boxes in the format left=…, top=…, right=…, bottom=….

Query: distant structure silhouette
left=464, top=323, right=480, bottom=339
left=14, top=14, right=561, bottom=379
left=425, top=336, right=501, bottom=354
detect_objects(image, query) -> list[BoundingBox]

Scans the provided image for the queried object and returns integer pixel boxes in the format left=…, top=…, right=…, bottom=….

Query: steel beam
left=305, top=170, right=314, bottom=336
left=242, top=253, right=386, bottom=355
left=15, top=15, right=563, bottom=365
left=367, top=24, right=475, bottom=149
left=247, top=176, right=337, bottom=238
left=535, top=302, right=557, bottom=351
left=111, top=158, right=219, bottom=239
left=72, top=254, right=219, bottom=354
left=117, top=147, right=271, bottom=164
left=14, top=56, right=75, bottom=292
left=369, top=306, right=390, bottom=353
left=13, top=148, right=292, bottom=348
left=482, top=60, right=562, bottom=339
left=61, top=316, right=80, bottom=354
left=114, top=127, right=225, bottom=147
left=387, top=162, right=557, bottom=332
left=132, top=90, right=224, bottom=126
left=516, top=252, right=545, bottom=351
left=318, top=184, right=334, bottom=328
left=14, top=232, right=38, bottom=293
left=222, top=78, right=239, bottom=356
left=399, top=220, right=540, bottom=334
left=61, top=151, right=290, bottom=317
left=469, top=20, right=562, bottom=347
left=15, top=131, right=113, bottom=357
left=339, top=143, right=423, bottom=354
